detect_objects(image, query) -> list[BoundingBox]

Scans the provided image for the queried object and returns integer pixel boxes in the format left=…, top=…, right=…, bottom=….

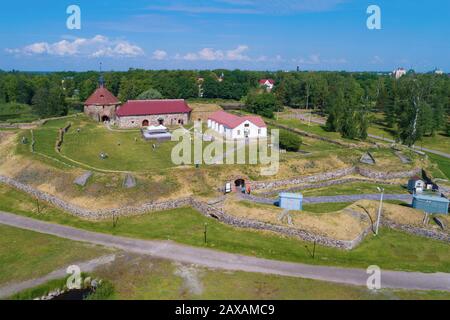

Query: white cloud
left=152, top=49, right=168, bottom=60
left=371, top=55, right=383, bottom=64
left=176, top=45, right=250, bottom=61
left=5, top=35, right=144, bottom=58
left=294, top=54, right=347, bottom=65
left=226, top=45, right=249, bottom=61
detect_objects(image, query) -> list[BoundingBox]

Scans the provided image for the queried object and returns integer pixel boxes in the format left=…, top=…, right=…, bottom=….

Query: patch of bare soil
left=189, top=103, right=223, bottom=122
left=0, top=132, right=18, bottom=167
left=174, top=263, right=204, bottom=296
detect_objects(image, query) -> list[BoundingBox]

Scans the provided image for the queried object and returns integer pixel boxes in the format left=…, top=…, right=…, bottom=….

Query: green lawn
left=0, top=103, right=39, bottom=123
left=90, top=255, right=450, bottom=300
left=301, top=182, right=407, bottom=197
left=1, top=182, right=450, bottom=273
left=18, top=115, right=273, bottom=173
left=427, top=152, right=450, bottom=180
left=11, top=255, right=450, bottom=300
left=368, top=113, right=450, bottom=154
left=62, top=122, right=179, bottom=171
left=0, top=224, right=107, bottom=286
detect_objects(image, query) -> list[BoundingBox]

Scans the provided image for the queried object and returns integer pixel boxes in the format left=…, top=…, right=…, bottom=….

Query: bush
left=85, top=281, right=115, bottom=300
left=245, top=92, right=281, bottom=118
left=279, top=129, right=302, bottom=152
left=137, top=88, right=163, bottom=100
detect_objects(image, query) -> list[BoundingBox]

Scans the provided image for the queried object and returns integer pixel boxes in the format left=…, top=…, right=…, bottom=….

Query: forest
left=0, top=68, right=449, bottom=146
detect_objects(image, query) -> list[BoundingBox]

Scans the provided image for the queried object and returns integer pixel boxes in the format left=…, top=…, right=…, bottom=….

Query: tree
left=137, top=88, right=163, bottom=100
left=32, top=84, right=67, bottom=118
left=279, top=129, right=302, bottom=152
left=245, top=92, right=281, bottom=118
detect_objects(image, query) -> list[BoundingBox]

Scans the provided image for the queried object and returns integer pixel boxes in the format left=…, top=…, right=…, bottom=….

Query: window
left=237, top=130, right=241, bottom=135
left=244, top=123, right=249, bottom=127
left=258, top=129, right=261, bottom=134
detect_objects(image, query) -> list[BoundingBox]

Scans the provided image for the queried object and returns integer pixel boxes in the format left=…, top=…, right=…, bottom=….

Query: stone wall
left=0, top=175, right=191, bottom=220
left=382, top=218, right=450, bottom=243
left=356, top=167, right=421, bottom=180
left=117, top=113, right=189, bottom=128
left=84, top=105, right=119, bottom=122
left=190, top=199, right=370, bottom=250
left=250, top=166, right=421, bottom=191
left=1, top=174, right=448, bottom=249
left=251, top=167, right=356, bottom=190
left=257, top=177, right=402, bottom=197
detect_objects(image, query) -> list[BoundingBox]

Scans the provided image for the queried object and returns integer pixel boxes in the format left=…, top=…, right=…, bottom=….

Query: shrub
left=85, top=281, right=115, bottom=300
left=279, top=129, right=302, bottom=152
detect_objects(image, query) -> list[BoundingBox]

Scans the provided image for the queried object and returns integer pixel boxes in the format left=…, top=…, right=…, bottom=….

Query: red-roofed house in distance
left=207, top=110, right=267, bottom=140
left=259, top=79, right=275, bottom=92
left=84, top=84, right=121, bottom=122
left=116, top=99, right=192, bottom=128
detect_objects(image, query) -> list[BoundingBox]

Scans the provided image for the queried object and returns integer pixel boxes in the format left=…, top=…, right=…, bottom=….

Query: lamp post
left=375, top=187, right=384, bottom=235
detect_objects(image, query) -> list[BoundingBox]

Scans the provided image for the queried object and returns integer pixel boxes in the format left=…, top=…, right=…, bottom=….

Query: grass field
left=1, top=182, right=450, bottom=273
left=0, top=103, right=39, bottom=123
left=90, top=254, right=450, bottom=300
left=368, top=114, right=450, bottom=155
left=10, top=254, right=450, bottom=300
left=0, top=224, right=107, bottom=286
left=427, top=152, right=450, bottom=179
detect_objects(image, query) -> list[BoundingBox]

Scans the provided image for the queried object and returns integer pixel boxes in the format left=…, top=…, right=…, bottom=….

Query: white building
left=207, top=111, right=267, bottom=140
left=393, top=68, right=407, bottom=79
left=259, top=79, right=275, bottom=92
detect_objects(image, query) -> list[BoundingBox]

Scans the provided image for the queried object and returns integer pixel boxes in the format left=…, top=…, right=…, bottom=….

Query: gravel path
left=240, top=193, right=412, bottom=205
left=1, top=211, right=449, bottom=292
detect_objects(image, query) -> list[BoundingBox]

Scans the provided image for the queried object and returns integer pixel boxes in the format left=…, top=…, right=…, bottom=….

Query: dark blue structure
left=412, top=194, right=449, bottom=214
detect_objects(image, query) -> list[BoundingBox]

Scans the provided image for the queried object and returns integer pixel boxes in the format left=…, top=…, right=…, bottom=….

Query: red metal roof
left=116, top=99, right=192, bottom=117
left=84, top=86, right=119, bottom=106
left=259, top=79, right=275, bottom=85
left=208, top=111, right=266, bottom=129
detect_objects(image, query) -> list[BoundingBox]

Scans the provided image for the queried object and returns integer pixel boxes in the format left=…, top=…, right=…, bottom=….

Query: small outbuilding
left=279, top=193, right=303, bottom=211
left=142, top=125, right=172, bottom=141
left=408, top=176, right=425, bottom=193
left=412, top=194, right=449, bottom=215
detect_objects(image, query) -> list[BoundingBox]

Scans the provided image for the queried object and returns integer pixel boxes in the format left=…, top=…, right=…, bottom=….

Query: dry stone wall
left=257, top=177, right=402, bottom=197
left=382, top=218, right=450, bottom=243
left=190, top=199, right=370, bottom=250
left=0, top=175, right=191, bottom=220
left=251, top=166, right=421, bottom=191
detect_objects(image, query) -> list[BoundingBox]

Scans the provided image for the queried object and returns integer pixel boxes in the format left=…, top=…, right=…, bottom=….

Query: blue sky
left=0, top=0, right=448, bottom=72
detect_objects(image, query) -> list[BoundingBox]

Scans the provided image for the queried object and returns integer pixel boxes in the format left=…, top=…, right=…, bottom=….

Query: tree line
left=0, top=69, right=448, bottom=146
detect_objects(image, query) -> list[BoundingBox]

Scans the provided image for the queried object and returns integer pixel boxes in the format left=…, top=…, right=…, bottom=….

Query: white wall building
left=258, top=79, right=275, bottom=92
left=393, top=68, right=407, bottom=79
left=207, top=111, right=267, bottom=140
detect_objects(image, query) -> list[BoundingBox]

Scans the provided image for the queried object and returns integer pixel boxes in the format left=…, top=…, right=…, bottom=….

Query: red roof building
left=258, top=79, right=275, bottom=85
left=208, top=110, right=266, bottom=129
left=116, top=99, right=192, bottom=128
left=84, top=86, right=120, bottom=106
left=84, top=85, right=121, bottom=122
left=116, top=99, right=192, bottom=117
left=208, top=111, right=267, bottom=139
